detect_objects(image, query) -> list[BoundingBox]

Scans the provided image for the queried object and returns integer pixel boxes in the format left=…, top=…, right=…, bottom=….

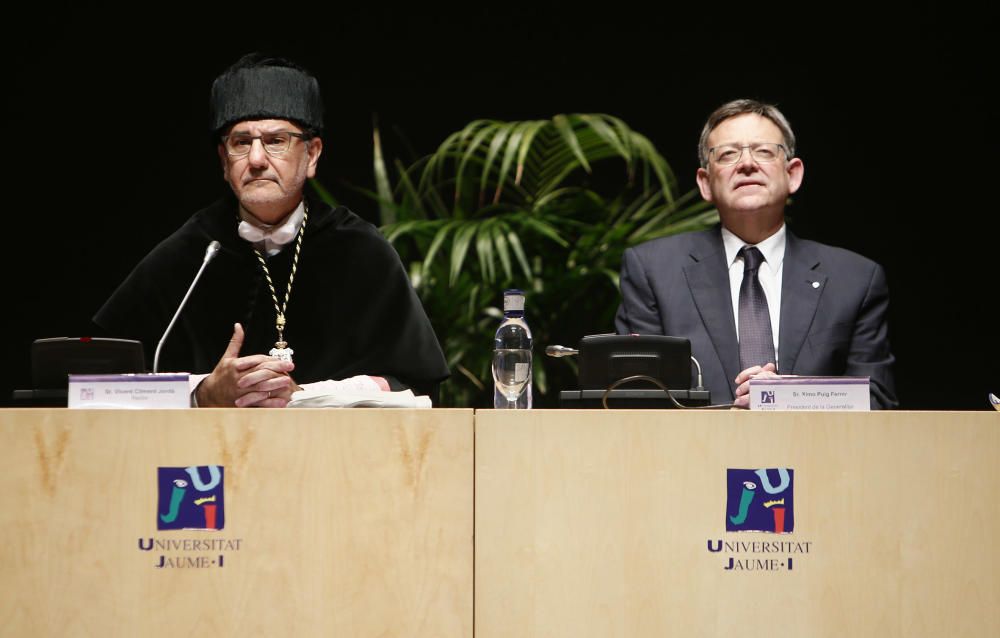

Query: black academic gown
left=94, top=193, right=450, bottom=399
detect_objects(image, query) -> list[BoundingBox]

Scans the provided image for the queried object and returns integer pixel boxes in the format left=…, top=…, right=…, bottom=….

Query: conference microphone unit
left=152, top=241, right=221, bottom=373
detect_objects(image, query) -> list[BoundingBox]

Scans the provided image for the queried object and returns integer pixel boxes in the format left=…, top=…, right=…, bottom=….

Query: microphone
left=690, top=355, right=705, bottom=391
left=545, top=344, right=579, bottom=357
left=152, top=241, right=221, bottom=373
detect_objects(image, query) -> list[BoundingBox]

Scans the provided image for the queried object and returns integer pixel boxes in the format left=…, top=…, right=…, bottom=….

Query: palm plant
left=355, top=114, right=718, bottom=407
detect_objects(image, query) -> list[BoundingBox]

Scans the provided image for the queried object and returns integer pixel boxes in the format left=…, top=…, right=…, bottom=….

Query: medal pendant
left=270, top=341, right=294, bottom=362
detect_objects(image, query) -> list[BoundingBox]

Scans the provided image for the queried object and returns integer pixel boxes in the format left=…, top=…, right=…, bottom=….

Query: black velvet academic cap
left=209, top=54, right=324, bottom=135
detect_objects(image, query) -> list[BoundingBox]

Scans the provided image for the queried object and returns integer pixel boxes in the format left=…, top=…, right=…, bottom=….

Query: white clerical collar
left=722, top=223, right=786, bottom=272
left=237, top=202, right=305, bottom=256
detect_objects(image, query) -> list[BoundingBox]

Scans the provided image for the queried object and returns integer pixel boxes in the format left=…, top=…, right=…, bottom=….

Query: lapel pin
left=811, top=281, right=821, bottom=289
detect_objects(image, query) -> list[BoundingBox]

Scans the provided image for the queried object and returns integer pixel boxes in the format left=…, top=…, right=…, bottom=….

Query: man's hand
left=195, top=323, right=299, bottom=407
left=733, top=362, right=778, bottom=409
left=234, top=357, right=301, bottom=407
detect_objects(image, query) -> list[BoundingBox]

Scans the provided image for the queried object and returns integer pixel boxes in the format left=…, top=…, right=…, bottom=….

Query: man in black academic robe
left=94, top=53, right=449, bottom=406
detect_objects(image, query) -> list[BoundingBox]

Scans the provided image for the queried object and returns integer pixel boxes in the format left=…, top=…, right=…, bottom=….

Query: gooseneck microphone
left=690, top=355, right=705, bottom=391
left=545, top=345, right=579, bottom=357
left=153, top=241, right=221, bottom=373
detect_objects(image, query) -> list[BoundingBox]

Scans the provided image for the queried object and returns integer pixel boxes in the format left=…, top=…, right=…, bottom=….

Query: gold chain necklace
left=249, top=201, right=308, bottom=362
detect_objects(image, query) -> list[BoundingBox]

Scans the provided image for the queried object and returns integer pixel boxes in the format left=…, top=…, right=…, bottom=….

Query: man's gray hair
left=698, top=99, right=796, bottom=168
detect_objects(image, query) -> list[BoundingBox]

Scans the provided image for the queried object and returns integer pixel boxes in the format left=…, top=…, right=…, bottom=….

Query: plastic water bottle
left=493, top=289, right=533, bottom=409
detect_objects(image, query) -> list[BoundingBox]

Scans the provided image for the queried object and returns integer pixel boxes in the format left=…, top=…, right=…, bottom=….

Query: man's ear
left=306, top=137, right=323, bottom=178
left=786, top=157, right=804, bottom=195
left=696, top=167, right=715, bottom=202
left=218, top=145, right=229, bottom=181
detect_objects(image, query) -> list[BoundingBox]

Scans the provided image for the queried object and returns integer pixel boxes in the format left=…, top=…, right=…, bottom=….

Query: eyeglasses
left=708, top=142, right=788, bottom=166
left=222, top=131, right=307, bottom=158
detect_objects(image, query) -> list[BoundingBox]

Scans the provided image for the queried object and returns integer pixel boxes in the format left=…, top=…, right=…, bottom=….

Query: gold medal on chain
left=248, top=202, right=307, bottom=363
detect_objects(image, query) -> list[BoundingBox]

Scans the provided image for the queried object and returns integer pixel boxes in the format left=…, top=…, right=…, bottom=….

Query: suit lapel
left=779, top=232, right=826, bottom=373
left=683, top=231, right=741, bottom=389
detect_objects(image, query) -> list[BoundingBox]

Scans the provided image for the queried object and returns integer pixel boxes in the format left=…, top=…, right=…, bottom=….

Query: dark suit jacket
left=614, top=227, right=898, bottom=409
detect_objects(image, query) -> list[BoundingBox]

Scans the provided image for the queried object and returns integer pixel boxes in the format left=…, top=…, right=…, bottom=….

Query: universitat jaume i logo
left=708, top=467, right=810, bottom=571
left=726, top=467, right=793, bottom=533
left=157, top=465, right=225, bottom=531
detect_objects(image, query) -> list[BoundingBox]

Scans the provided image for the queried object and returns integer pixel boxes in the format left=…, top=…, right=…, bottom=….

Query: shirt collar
left=237, top=201, right=305, bottom=256
left=722, top=223, right=786, bottom=271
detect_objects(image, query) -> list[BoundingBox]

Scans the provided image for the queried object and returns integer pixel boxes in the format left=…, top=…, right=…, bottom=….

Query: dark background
left=5, top=6, right=995, bottom=409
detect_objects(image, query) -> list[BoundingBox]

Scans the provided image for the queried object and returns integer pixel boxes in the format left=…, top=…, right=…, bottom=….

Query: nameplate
left=749, top=376, right=870, bottom=411
left=68, top=373, right=190, bottom=409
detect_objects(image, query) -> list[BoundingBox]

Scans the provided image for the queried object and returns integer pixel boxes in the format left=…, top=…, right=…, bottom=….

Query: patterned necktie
left=738, top=246, right=776, bottom=371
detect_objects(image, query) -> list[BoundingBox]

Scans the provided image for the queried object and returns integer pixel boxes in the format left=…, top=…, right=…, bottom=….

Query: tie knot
left=740, top=246, right=765, bottom=272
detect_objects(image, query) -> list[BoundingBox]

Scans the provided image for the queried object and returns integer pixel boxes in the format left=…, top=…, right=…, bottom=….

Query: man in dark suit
left=615, top=99, right=897, bottom=409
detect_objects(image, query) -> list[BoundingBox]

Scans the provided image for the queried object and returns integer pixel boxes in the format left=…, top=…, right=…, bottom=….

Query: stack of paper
left=288, top=387, right=432, bottom=409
